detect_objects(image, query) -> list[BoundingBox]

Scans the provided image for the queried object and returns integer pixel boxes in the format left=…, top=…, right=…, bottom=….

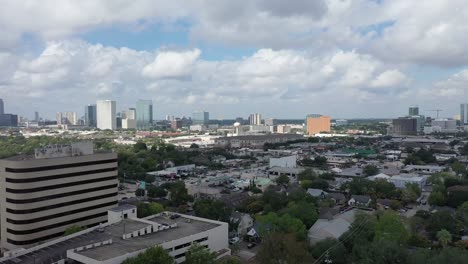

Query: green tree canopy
left=122, top=246, right=175, bottom=264
left=374, top=211, right=409, bottom=244
left=185, top=243, right=216, bottom=264
left=436, top=229, right=452, bottom=247
left=256, top=233, right=312, bottom=264
left=284, top=200, right=318, bottom=228
left=137, top=202, right=164, bottom=218
left=275, top=174, right=290, bottom=185
left=363, top=164, right=379, bottom=176
left=193, top=199, right=231, bottom=222
left=256, top=212, right=307, bottom=240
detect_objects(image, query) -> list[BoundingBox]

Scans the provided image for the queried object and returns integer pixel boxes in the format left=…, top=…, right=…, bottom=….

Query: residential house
left=231, top=212, right=254, bottom=236
left=307, top=188, right=328, bottom=199
left=328, top=192, right=347, bottom=205
left=348, top=195, right=372, bottom=208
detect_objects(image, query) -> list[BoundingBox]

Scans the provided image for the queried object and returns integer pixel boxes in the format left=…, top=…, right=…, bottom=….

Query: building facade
left=84, top=104, right=97, bottom=127
left=409, top=106, right=419, bottom=116
left=136, top=99, right=153, bottom=130
left=392, top=118, right=418, bottom=136
left=461, top=103, right=468, bottom=126
left=192, top=111, right=209, bottom=125
left=0, top=142, right=118, bottom=250
left=249, top=113, right=262, bottom=125
left=0, top=98, right=3, bottom=116
left=122, top=108, right=136, bottom=129
left=97, top=100, right=116, bottom=130
left=306, top=114, right=331, bottom=135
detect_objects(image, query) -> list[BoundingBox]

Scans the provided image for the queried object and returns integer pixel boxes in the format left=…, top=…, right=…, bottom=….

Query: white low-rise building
left=269, top=155, right=297, bottom=168
left=368, top=173, right=427, bottom=189
left=0, top=206, right=230, bottom=264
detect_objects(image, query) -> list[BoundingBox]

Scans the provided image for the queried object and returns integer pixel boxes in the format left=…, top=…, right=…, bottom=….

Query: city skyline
left=0, top=1, right=467, bottom=119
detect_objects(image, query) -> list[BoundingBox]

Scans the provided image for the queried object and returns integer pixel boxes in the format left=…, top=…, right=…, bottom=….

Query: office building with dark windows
left=0, top=142, right=118, bottom=250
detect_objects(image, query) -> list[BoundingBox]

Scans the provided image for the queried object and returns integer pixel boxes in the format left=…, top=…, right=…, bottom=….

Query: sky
left=0, top=0, right=468, bottom=120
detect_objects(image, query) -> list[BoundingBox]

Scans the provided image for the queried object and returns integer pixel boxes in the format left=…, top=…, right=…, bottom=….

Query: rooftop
left=0, top=213, right=222, bottom=264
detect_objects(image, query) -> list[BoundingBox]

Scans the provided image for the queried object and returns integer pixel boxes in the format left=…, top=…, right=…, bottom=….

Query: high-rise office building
left=306, top=114, right=331, bottom=135
left=461, top=104, right=468, bottom=126
left=265, top=118, right=277, bottom=126
left=391, top=117, right=418, bottom=136
left=65, top=112, right=77, bottom=125
left=0, top=142, right=118, bottom=249
left=409, top=106, right=419, bottom=116
left=0, top=98, right=4, bottom=116
left=97, top=100, right=116, bottom=130
left=249, top=113, right=262, bottom=125
left=34, top=111, right=39, bottom=122
left=85, top=104, right=97, bottom=127
left=122, top=108, right=136, bottom=129
left=56, top=112, right=63, bottom=125
left=136, top=100, right=153, bottom=130
left=192, top=110, right=209, bottom=125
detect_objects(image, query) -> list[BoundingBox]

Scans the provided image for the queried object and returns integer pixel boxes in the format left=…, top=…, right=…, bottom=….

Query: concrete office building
left=0, top=99, right=18, bottom=127
left=34, top=112, right=39, bottom=122
left=392, top=118, right=418, bottom=136
left=461, top=104, right=468, bottom=127
left=65, top=112, right=77, bottom=125
left=265, top=118, right=277, bottom=126
left=409, top=106, right=419, bottom=116
left=136, top=99, right=153, bottom=130
left=249, top=113, right=262, bottom=125
left=306, top=114, right=331, bottom=135
left=122, top=108, right=136, bottom=129
left=425, top=119, right=458, bottom=134
left=335, top=119, right=348, bottom=126
left=84, top=104, right=97, bottom=127
left=97, top=100, right=116, bottom=130
left=192, top=110, right=209, bottom=125
left=0, top=207, right=229, bottom=264
left=171, top=119, right=182, bottom=130
left=56, top=112, right=63, bottom=125
left=0, top=142, right=118, bottom=250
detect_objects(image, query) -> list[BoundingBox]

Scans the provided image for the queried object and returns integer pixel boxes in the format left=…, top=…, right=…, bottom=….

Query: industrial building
left=214, top=134, right=303, bottom=148
left=0, top=142, right=118, bottom=250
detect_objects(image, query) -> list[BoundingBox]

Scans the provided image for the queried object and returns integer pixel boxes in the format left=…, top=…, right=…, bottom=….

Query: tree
left=185, top=243, right=216, bottom=264
left=402, top=182, right=421, bottom=203
left=456, top=201, right=468, bottom=228
left=284, top=201, right=318, bottom=228
left=256, top=212, right=307, bottom=240
left=374, top=211, right=409, bottom=244
left=298, top=168, right=317, bottom=181
left=437, top=229, right=452, bottom=247
left=122, top=246, right=175, bottom=264
left=389, top=200, right=402, bottom=210
left=300, top=179, right=313, bottom=189
left=408, top=234, right=431, bottom=248
left=194, top=199, right=231, bottom=222
left=426, top=211, right=458, bottom=238
left=133, top=142, right=148, bottom=152
left=276, top=174, right=290, bottom=185
left=137, top=202, right=164, bottom=218
left=190, top=143, right=199, bottom=148
left=147, top=186, right=168, bottom=198
left=358, top=240, right=408, bottom=264
left=311, top=238, right=348, bottom=264
left=168, top=181, right=192, bottom=206
left=347, top=178, right=375, bottom=195
left=256, top=233, right=312, bottom=264
left=64, top=225, right=83, bottom=236
left=428, top=191, right=446, bottom=206
left=261, top=188, right=288, bottom=212
left=309, top=179, right=329, bottom=190
left=135, top=188, right=145, bottom=197
left=363, top=164, right=379, bottom=176
left=374, top=179, right=398, bottom=199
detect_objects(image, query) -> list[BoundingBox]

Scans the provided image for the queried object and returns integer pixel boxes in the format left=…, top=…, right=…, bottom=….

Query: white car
left=229, top=237, right=240, bottom=244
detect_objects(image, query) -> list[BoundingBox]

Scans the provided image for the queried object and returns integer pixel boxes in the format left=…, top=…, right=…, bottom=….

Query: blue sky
left=0, top=0, right=467, bottom=120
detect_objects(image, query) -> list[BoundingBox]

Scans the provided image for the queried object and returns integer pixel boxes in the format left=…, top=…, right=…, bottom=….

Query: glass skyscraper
left=84, top=104, right=97, bottom=127
left=461, top=104, right=468, bottom=125
left=136, top=99, right=153, bottom=129
left=192, top=110, right=209, bottom=125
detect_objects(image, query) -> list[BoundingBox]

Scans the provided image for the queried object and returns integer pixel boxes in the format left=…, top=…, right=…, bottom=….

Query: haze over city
left=0, top=0, right=467, bottom=119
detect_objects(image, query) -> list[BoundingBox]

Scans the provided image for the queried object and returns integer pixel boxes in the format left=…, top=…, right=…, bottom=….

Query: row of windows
left=174, top=245, right=208, bottom=259
left=7, top=201, right=117, bottom=225
left=7, top=212, right=107, bottom=235
left=6, top=167, right=117, bottom=183
left=7, top=221, right=105, bottom=245
left=6, top=184, right=118, bottom=204
left=7, top=192, right=118, bottom=214
left=174, top=237, right=208, bottom=251
left=5, top=158, right=117, bottom=173
left=6, top=175, right=117, bottom=194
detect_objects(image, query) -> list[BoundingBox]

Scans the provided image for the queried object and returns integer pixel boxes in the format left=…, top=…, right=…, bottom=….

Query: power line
left=312, top=217, right=370, bottom=264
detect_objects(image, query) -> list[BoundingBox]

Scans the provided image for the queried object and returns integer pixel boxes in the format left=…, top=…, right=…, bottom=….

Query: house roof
left=351, top=195, right=371, bottom=203
left=328, top=192, right=346, bottom=201
left=308, top=209, right=358, bottom=244
left=307, top=188, right=328, bottom=197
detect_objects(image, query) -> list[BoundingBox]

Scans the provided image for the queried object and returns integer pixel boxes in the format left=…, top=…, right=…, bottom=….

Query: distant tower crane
left=427, top=109, right=443, bottom=119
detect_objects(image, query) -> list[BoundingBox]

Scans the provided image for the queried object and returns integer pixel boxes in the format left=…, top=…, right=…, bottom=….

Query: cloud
left=370, top=69, right=409, bottom=88
left=142, top=49, right=201, bottom=80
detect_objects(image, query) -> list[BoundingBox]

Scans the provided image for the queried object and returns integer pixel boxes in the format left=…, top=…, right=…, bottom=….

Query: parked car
left=247, top=243, right=256, bottom=249
left=229, top=237, right=240, bottom=244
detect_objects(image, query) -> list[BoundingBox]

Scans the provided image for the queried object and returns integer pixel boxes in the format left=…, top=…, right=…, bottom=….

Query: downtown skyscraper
left=136, top=99, right=153, bottom=130
left=97, top=100, right=116, bottom=130
left=85, top=104, right=97, bottom=127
